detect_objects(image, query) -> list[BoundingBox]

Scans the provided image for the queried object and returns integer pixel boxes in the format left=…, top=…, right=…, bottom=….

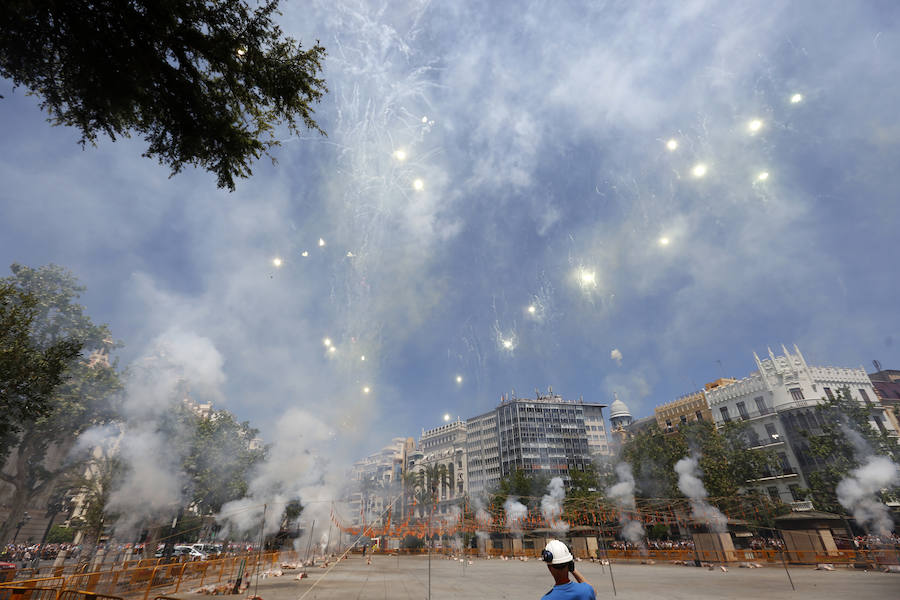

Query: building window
left=777, top=452, right=792, bottom=474
left=680, top=415, right=687, bottom=425
left=695, top=410, right=703, bottom=421
left=736, top=401, right=749, bottom=420
left=859, top=389, right=872, bottom=407
left=754, top=396, right=770, bottom=415
left=823, top=387, right=834, bottom=400
left=767, top=487, right=780, bottom=502
left=746, top=428, right=761, bottom=447
left=789, top=388, right=804, bottom=401
left=765, top=423, right=779, bottom=441
left=719, top=407, right=731, bottom=423
left=789, top=485, right=803, bottom=501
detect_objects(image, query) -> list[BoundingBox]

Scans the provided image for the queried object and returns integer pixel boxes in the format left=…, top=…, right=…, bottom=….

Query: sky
left=2, top=0, right=900, bottom=467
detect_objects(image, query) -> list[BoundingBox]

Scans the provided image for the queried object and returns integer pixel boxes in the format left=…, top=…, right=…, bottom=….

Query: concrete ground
left=187, top=554, right=899, bottom=600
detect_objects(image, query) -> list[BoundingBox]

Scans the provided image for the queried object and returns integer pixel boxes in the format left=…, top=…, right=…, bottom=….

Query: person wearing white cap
left=540, top=540, right=595, bottom=599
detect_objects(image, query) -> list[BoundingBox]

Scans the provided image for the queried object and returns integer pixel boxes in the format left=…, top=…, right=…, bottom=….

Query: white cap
left=543, top=540, right=573, bottom=565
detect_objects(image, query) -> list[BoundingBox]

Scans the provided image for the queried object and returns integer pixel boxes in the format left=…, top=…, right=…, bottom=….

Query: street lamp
left=13, top=512, right=31, bottom=543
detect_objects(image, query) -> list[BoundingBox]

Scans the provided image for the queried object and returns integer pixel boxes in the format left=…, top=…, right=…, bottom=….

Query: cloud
left=2, top=0, right=900, bottom=474
left=610, top=348, right=623, bottom=366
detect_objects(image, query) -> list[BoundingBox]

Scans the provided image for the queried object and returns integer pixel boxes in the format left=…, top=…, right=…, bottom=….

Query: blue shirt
left=542, top=582, right=596, bottom=599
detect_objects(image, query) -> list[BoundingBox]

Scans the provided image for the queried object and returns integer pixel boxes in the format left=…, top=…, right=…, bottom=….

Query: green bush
left=46, top=525, right=75, bottom=543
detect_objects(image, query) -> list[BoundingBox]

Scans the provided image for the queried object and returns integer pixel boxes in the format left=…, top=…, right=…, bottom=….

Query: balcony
left=750, top=468, right=798, bottom=482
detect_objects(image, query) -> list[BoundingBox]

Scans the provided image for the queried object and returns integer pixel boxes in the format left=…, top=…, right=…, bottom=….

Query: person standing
left=540, top=540, right=595, bottom=600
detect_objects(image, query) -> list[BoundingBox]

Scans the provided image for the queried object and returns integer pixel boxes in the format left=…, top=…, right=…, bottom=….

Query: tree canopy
left=802, top=388, right=900, bottom=513
left=621, top=420, right=776, bottom=500
left=0, top=282, right=82, bottom=454
left=0, top=263, right=122, bottom=543
left=1, top=0, right=327, bottom=190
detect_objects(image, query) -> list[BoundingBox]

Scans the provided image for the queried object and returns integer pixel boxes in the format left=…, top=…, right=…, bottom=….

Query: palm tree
left=446, top=462, right=455, bottom=499
left=413, top=486, right=431, bottom=519
left=423, top=464, right=449, bottom=505
left=402, top=471, right=421, bottom=519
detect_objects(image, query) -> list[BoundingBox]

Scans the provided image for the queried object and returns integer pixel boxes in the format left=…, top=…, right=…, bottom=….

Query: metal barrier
left=0, top=580, right=65, bottom=592
left=0, top=552, right=283, bottom=600
left=58, top=592, right=124, bottom=600
left=0, top=588, right=61, bottom=600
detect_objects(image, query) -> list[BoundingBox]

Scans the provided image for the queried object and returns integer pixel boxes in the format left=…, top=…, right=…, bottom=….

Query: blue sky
left=2, top=0, right=900, bottom=464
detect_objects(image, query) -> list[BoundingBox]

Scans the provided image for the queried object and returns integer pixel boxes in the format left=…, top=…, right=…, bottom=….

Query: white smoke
left=610, top=348, right=623, bottom=366
left=443, top=505, right=462, bottom=528
left=470, top=495, right=492, bottom=546
left=503, top=497, right=528, bottom=532
left=540, top=477, right=569, bottom=532
left=674, top=455, right=727, bottom=533
left=108, top=429, right=184, bottom=534
left=836, top=455, right=899, bottom=537
left=218, top=407, right=338, bottom=537
left=607, top=463, right=645, bottom=544
left=85, top=328, right=227, bottom=537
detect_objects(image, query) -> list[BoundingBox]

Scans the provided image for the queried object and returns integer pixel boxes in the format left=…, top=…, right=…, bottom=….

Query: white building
left=466, top=389, right=611, bottom=495
left=705, top=345, right=897, bottom=503
left=408, top=419, right=468, bottom=516
left=348, top=437, right=412, bottom=527
left=466, top=410, right=501, bottom=495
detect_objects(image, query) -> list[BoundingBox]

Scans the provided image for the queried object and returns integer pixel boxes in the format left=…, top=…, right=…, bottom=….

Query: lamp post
left=13, top=512, right=31, bottom=543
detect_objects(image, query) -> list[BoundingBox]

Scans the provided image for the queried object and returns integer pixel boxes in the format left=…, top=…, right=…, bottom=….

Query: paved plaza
left=195, top=554, right=900, bottom=600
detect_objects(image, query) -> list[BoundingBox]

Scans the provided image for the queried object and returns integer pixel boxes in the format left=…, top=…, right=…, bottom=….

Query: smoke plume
left=674, top=455, right=727, bottom=532
left=610, top=348, right=623, bottom=366
left=503, top=497, right=528, bottom=532
left=218, top=407, right=337, bottom=537
left=540, top=477, right=569, bottom=532
left=836, top=455, right=899, bottom=537
left=607, top=463, right=645, bottom=544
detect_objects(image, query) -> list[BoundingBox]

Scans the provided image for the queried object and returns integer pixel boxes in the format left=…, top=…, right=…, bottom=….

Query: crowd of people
left=1, top=543, right=81, bottom=565
left=1, top=541, right=264, bottom=568
left=852, top=533, right=900, bottom=549
left=609, top=537, right=793, bottom=552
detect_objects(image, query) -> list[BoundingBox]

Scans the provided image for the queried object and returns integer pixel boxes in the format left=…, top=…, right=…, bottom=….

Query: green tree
left=45, top=524, right=75, bottom=544
left=281, top=498, right=303, bottom=529
left=1, top=282, right=82, bottom=455
left=690, top=420, right=778, bottom=498
left=621, top=420, right=776, bottom=500
left=567, top=464, right=602, bottom=499
left=181, top=408, right=267, bottom=515
left=622, top=424, right=687, bottom=499
left=402, top=470, right=421, bottom=518
left=802, top=388, right=900, bottom=513
left=1, top=0, right=327, bottom=190
left=490, top=468, right=550, bottom=522
left=0, top=264, right=122, bottom=544
left=422, top=464, right=449, bottom=505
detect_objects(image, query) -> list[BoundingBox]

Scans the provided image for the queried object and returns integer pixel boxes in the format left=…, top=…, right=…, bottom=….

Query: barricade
left=2, top=552, right=281, bottom=600
left=0, top=580, right=65, bottom=592
left=58, top=591, right=123, bottom=600
left=0, top=588, right=61, bottom=600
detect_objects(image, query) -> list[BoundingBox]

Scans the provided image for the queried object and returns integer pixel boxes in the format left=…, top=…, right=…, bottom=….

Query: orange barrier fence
left=0, top=588, right=62, bottom=600
left=1, top=553, right=284, bottom=600
left=11, top=553, right=285, bottom=582
left=0, top=589, right=124, bottom=600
